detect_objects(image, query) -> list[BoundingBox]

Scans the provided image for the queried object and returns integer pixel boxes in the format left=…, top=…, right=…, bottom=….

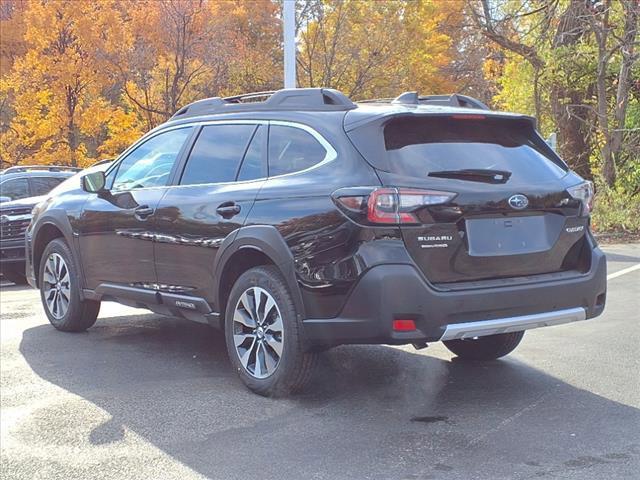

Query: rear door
left=153, top=122, right=267, bottom=303
left=348, top=114, right=589, bottom=284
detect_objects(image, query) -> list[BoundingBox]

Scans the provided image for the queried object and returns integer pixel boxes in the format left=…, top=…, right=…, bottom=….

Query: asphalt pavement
left=1, top=243, right=639, bottom=480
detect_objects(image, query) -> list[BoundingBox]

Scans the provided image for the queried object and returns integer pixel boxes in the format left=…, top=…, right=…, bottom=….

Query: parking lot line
left=607, top=263, right=640, bottom=281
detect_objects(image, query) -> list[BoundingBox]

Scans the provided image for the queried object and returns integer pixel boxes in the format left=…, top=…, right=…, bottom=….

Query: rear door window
left=180, top=124, right=256, bottom=185
left=29, top=177, right=65, bottom=196
left=268, top=125, right=327, bottom=176
left=237, top=126, right=266, bottom=182
left=382, top=117, right=567, bottom=183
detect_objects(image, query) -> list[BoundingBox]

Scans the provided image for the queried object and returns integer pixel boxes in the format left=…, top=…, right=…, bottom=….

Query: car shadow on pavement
left=0, top=283, right=33, bottom=291
left=18, top=313, right=640, bottom=480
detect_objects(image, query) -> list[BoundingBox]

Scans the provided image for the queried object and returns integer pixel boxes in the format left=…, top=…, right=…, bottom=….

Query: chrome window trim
left=107, top=119, right=338, bottom=191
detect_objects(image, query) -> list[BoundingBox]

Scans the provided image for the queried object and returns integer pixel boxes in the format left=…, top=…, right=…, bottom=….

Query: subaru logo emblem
left=508, top=194, right=529, bottom=210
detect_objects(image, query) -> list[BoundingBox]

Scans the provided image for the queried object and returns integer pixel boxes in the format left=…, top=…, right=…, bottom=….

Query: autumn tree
left=0, top=0, right=28, bottom=77
left=467, top=0, right=639, bottom=186
left=1, top=0, right=141, bottom=167
left=113, top=0, right=282, bottom=129
left=296, top=0, right=460, bottom=99
left=584, top=0, right=639, bottom=187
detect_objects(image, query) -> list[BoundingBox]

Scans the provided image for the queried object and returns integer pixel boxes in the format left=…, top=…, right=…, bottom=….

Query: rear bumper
left=302, top=246, right=607, bottom=346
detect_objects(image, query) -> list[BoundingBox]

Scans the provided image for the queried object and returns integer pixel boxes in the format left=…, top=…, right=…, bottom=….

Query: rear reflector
left=393, top=319, right=416, bottom=331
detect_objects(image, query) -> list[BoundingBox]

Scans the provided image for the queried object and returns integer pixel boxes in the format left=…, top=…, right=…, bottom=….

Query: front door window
left=112, top=127, right=193, bottom=191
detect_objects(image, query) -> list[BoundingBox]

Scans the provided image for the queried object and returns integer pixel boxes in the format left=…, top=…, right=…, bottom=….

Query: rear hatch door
left=347, top=113, right=589, bottom=284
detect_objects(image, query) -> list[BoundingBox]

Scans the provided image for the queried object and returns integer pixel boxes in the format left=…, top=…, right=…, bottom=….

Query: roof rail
left=1, top=165, right=82, bottom=175
left=171, top=88, right=357, bottom=119
left=224, top=91, right=277, bottom=103
left=359, top=92, right=490, bottom=111
left=421, top=94, right=489, bottom=110
left=389, top=91, right=490, bottom=110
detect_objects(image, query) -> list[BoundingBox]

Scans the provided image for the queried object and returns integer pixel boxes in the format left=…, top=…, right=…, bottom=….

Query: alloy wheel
left=43, top=253, right=71, bottom=319
left=232, top=287, right=284, bottom=379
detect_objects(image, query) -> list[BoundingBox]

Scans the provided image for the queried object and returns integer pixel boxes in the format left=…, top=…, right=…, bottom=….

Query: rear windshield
left=383, top=117, right=567, bottom=183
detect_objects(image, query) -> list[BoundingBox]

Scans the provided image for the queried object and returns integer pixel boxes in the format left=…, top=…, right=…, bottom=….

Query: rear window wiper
left=428, top=169, right=511, bottom=184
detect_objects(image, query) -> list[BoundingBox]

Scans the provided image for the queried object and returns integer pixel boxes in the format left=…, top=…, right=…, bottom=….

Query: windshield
left=383, top=117, right=567, bottom=184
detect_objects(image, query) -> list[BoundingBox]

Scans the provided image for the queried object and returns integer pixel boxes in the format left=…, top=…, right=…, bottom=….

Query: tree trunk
left=65, top=86, right=77, bottom=168
left=549, top=0, right=593, bottom=179
left=550, top=91, right=593, bottom=179
left=605, top=0, right=640, bottom=186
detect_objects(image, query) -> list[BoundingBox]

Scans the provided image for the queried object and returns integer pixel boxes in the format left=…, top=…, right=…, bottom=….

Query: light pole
left=283, top=0, right=296, bottom=88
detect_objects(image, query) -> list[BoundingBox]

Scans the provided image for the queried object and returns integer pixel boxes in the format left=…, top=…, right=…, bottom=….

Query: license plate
left=465, top=215, right=562, bottom=257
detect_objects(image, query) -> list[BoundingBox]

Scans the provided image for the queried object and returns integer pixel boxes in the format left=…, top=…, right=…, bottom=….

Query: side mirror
left=0, top=196, right=11, bottom=203
left=81, top=171, right=107, bottom=193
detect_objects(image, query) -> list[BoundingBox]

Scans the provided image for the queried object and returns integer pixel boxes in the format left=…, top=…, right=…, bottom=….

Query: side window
left=112, top=127, right=193, bottom=191
left=268, top=125, right=327, bottom=176
left=0, top=178, right=30, bottom=201
left=237, top=126, right=266, bottom=181
left=180, top=124, right=256, bottom=185
left=30, top=177, right=65, bottom=196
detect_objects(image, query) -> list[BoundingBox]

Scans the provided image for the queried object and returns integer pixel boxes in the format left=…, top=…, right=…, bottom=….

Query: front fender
left=29, top=210, right=84, bottom=293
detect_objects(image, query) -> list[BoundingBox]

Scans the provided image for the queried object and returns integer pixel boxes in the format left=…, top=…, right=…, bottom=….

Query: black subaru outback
left=25, top=88, right=606, bottom=396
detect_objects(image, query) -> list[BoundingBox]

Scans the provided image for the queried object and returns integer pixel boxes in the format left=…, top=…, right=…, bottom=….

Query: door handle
left=216, top=202, right=241, bottom=218
left=134, top=205, right=155, bottom=219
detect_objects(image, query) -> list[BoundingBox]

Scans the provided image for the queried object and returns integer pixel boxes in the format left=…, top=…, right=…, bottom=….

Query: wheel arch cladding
left=214, top=225, right=306, bottom=321
left=33, top=222, right=66, bottom=287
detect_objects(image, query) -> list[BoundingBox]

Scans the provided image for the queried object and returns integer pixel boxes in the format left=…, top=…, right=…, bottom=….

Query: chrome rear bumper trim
left=440, top=307, right=587, bottom=341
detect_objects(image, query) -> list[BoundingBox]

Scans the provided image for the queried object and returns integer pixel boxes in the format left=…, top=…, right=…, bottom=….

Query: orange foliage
left=1, top=0, right=462, bottom=168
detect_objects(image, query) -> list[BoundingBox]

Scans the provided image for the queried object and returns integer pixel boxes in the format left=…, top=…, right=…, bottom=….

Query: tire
left=224, top=265, right=317, bottom=397
left=443, top=331, right=525, bottom=361
left=2, top=266, right=28, bottom=285
left=39, top=238, right=100, bottom=332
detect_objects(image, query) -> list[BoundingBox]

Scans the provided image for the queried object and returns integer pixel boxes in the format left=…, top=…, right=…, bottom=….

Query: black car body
left=0, top=166, right=80, bottom=283
left=25, top=88, right=606, bottom=396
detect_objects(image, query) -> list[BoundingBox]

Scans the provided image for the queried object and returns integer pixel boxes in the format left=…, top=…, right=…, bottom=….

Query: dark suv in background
left=1, top=166, right=80, bottom=284
left=25, top=88, right=606, bottom=396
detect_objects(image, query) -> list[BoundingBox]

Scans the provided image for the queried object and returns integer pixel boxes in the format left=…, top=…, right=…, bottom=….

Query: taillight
left=335, top=187, right=455, bottom=225
left=567, top=181, right=594, bottom=215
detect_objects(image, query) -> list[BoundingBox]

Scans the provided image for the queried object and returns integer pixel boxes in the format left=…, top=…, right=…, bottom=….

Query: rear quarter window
left=382, top=116, right=567, bottom=183
left=268, top=125, right=327, bottom=176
